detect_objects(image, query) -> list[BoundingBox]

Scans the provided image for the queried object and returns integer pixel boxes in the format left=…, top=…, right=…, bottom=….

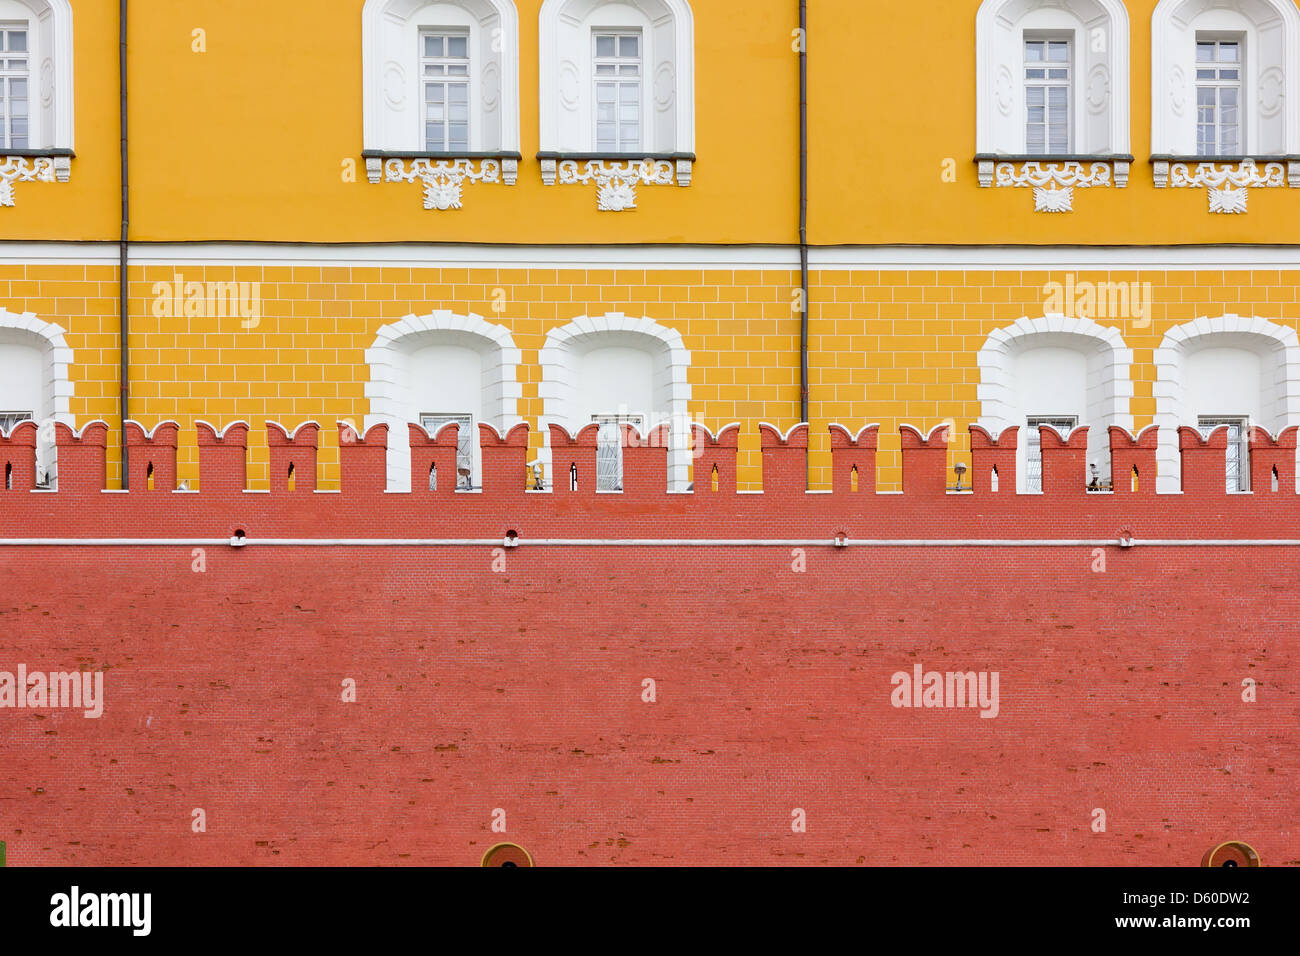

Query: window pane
left=424, top=35, right=442, bottom=57
left=1025, top=42, right=1043, bottom=62
left=9, top=32, right=25, bottom=53
left=1221, top=42, right=1239, bottom=62
left=448, top=36, right=468, bottom=59
left=596, top=35, right=616, bottom=57
left=1197, top=42, right=1214, bottom=62
left=1048, top=41, right=1068, bottom=61
left=620, top=35, right=639, bottom=57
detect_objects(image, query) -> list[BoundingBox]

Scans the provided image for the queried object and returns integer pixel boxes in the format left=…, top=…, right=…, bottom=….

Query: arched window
left=977, top=315, right=1134, bottom=492
left=1152, top=0, right=1300, bottom=158
left=539, top=313, right=691, bottom=491
left=0, top=308, right=73, bottom=487
left=976, top=0, right=1130, bottom=157
left=362, top=0, right=521, bottom=193
left=364, top=311, right=522, bottom=491
left=1154, top=315, right=1300, bottom=492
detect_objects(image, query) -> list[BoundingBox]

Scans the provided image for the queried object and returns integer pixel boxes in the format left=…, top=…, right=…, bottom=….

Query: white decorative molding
left=0, top=156, right=63, bottom=207
left=976, top=0, right=1130, bottom=156
left=538, top=312, right=692, bottom=489
left=361, top=0, right=520, bottom=155
left=978, top=160, right=1120, bottom=212
left=539, top=0, right=694, bottom=156
left=1153, top=160, right=1289, bottom=213
left=1152, top=0, right=1300, bottom=156
left=0, top=306, right=74, bottom=487
left=976, top=313, right=1134, bottom=492
left=375, top=157, right=516, bottom=210
left=364, top=310, right=522, bottom=491
left=1153, top=314, right=1300, bottom=493
left=545, top=158, right=678, bottom=211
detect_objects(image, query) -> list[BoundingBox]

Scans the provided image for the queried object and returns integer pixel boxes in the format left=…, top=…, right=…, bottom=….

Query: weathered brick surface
left=0, top=422, right=1295, bottom=866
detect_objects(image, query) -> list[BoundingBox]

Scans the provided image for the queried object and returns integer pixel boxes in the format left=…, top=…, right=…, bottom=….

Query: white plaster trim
left=976, top=0, right=1131, bottom=155
left=194, top=420, right=251, bottom=439
left=364, top=309, right=521, bottom=491
left=827, top=423, right=882, bottom=443
left=757, top=421, right=809, bottom=442
left=21, top=242, right=1300, bottom=270
left=124, top=419, right=180, bottom=439
left=976, top=313, right=1134, bottom=492
left=362, top=0, right=521, bottom=155
left=266, top=420, right=322, bottom=441
left=377, top=157, right=516, bottom=210
left=0, top=305, right=72, bottom=485
left=1153, top=314, right=1300, bottom=493
left=538, top=311, right=691, bottom=490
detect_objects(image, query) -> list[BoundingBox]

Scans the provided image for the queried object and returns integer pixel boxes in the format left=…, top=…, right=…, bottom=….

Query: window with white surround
left=1025, top=415, right=1077, bottom=492
left=1024, top=37, right=1072, bottom=154
left=362, top=0, right=519, bottom=156
left=0, top=1, right=72, bottom=166
left=1152, top=0, right=1300, bottom=157
left=539, top=0, right=693, bottom=156
left=420, top=30, right=472, bottom=152
left=976, top=0, right=1130, bottom=157
left=0, top=309, right=74, bottom=488
left=1197, top=415, right=1250, bottom=491
left=1195, top=38, right=1243, bottom=155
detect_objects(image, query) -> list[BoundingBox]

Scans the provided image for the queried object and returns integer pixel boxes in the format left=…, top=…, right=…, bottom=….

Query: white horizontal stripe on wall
left=5, top=242, right=1300, bottom=271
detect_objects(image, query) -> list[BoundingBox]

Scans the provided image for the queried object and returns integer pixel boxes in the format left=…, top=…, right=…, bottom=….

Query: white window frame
left=361, top=0, right=520, bottom=156
left=592, top=29, right=643, bottom=153
left=593, top=412, right=643, bottom=492
left=419, top=29, right=473, bottom=153
left=1024, top=35, right=1073, bottom=155
left=0, top=22, right=30, bottom=151
left=1194, top=36, right=1244, bottom=156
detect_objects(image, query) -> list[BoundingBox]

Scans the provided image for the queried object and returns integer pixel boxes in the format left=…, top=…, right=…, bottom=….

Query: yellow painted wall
left=12, top=1, right=1300, bottom=244
left=9, top=263, right=1300, bottom=491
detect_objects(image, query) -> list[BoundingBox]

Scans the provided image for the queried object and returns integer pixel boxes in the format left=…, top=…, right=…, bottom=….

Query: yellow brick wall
left=7, top=264, right=1300, bottom=492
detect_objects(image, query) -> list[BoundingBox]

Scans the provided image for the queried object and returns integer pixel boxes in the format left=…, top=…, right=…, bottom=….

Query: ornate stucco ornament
left=980, top=160, right=1118, bottom=213
left=373, top=157, right=516, bottom=211
left=540, top=158, right=684, bottom=211
left=1152, top=159, right=1291, bottom=215
left=0, top=156, right=68, bottom=208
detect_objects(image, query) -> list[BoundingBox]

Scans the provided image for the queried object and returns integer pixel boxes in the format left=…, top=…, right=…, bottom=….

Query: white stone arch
left=1152, top=0, right=1300, bottom=155
left=362, top=0, right=520, bottom=153
left=538, top=312, right=692, bottom=490
left=0, top=0, right=74, bottom=150
left=1153, top=315, right=1300, bottom=492
left=976, top=314, right=1134, bottom=492
left=0, top=307, right=73, bottom=486
left=539, top=0, right=694, bottom=154
left=976, top=0, right=1131, bottom=155
left=364, top=310, right=522, bottom=491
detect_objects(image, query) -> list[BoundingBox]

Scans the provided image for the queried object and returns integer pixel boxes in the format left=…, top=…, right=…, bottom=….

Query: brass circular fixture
left=481, top=843, right=534, bottom=867
left=1201, top=841, right=1261, bottom=867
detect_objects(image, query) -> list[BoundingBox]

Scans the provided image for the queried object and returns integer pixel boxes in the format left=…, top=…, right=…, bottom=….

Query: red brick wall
left=0, top=421, right=1295, bottom=866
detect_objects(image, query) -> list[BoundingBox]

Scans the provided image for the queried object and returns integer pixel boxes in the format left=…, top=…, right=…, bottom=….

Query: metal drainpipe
left=798, top=0, right=810, bottom=488
left=118, top=0, right=129, bottom=488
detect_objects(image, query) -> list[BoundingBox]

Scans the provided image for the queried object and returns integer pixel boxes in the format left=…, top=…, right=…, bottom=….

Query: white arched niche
left=0, top=308, right=73, bottom=486
left=364, top=311, right=522, bottom=491
left=1153, top=315, right=1300, bottom=492
left=538, top=313, right=692, bottom=491
left=977, top=315, right=1134, bottom=492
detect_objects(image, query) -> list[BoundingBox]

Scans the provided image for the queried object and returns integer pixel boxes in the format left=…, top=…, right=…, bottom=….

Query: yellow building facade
left=3, top=0, right=1300, bottom=492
